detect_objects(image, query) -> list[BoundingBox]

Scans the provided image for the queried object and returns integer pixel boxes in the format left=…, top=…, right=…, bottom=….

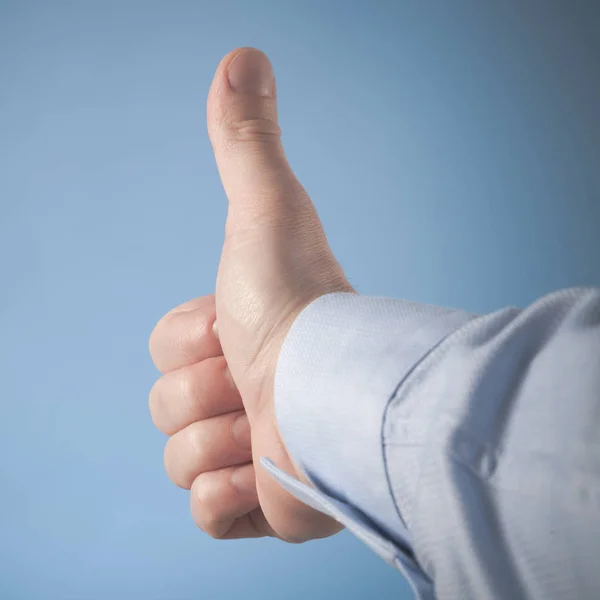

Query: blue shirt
left=263, top=287, right=600, bottom=599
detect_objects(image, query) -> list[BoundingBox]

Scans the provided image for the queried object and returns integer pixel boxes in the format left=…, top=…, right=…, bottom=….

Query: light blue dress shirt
left=263, top=287, right=600, bottom=599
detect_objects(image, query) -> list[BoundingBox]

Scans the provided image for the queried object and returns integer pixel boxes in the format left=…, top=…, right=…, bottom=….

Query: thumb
left=207, top=48, right=306, bottom=218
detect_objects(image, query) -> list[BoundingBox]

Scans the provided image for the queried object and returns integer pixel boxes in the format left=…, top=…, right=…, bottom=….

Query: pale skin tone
left=149, top=48, right=354, bottom=543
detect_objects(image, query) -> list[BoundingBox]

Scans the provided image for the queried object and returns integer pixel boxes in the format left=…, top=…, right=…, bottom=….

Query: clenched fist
left=149, top=48, right=353, bottom=543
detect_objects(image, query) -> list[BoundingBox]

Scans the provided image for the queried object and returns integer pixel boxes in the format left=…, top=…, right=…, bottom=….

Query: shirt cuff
left=261, top=456, right=434, bottom=600
left=269, top=292, right=475, bottom=551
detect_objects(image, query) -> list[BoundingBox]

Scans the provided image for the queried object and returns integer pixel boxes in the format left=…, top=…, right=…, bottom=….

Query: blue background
left=1, top=1, right=599, bottom=599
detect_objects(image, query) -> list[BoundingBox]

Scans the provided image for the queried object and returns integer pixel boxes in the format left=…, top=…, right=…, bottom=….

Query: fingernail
left=212, top=318, right=219, bottom=340
left=227, top=49, right=274, bottom=97
left=230, top=464, right=256, bottom=493
left=232, top=413, right=251, bottom=450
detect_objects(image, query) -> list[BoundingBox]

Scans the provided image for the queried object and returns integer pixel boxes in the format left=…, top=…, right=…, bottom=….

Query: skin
left=149, top=48, right=354, bottom=543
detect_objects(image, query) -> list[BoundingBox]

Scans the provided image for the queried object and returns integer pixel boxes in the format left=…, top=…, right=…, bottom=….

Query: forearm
left=267, top=287, right=600, bottom=599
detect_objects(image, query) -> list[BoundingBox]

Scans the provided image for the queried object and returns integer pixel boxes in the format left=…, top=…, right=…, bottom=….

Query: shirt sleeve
left=262, top=287, right=600, bottom=600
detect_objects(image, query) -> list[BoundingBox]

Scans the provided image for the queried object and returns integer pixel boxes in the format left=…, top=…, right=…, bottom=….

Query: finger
left=164, top=410, right=252, bottom=489
left=149, top=295, right=220, bottom=374
left=207, top=48, right=309, bottom=219
left=166, top=296, right=214, bottom=315
left=190, top=463, right=270, bottom=539
left=149, top=356, right=243, bottom=436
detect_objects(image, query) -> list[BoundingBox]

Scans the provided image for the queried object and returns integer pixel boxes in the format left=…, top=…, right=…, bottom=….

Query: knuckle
left=163, top=439, right=178, bottom=486
left=148, top=317, right=166, bottom=366
left=148, top=378, right=164, bottom=426
left=203, top=516, right=226, bottom=539
left=150, top=309, right=210, bottom=370
left=225, top=118, right=282, bottom=146
left=163, top=435, right=192, bottom=489
left=191, top=477, right=226, bottom=539
left=149, top=297, right=214, bottom=368
left=149, top=374, right=180, bottom=435
left=149, top=313, right=184, bottom=369
left=175, top=312, right=209, bottom=360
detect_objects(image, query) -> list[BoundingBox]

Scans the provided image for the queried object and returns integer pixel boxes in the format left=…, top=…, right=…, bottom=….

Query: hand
left=149, top=48, right=353, bottom=543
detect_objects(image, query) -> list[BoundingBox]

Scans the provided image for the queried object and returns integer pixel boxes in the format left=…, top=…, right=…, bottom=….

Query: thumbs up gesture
left=149, top=48, right=353, bottom=542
